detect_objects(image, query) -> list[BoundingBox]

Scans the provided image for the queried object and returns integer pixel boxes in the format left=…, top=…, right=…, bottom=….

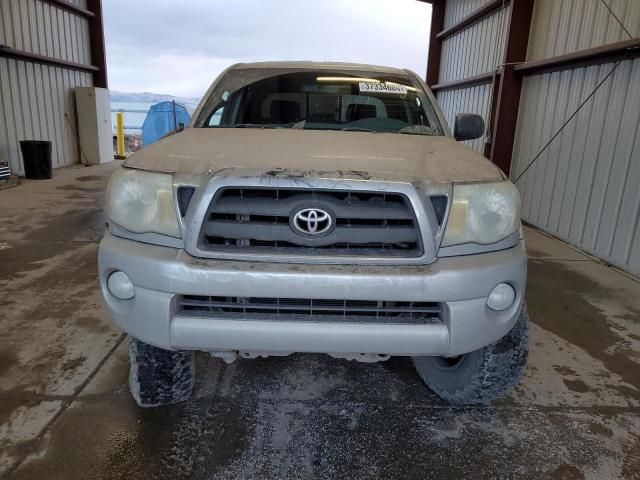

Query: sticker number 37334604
left=359, top=82, right=408, bottom=95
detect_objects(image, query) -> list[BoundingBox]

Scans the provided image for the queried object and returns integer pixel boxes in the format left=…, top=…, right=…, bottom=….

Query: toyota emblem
left=292, top=208, right=333, bottom=236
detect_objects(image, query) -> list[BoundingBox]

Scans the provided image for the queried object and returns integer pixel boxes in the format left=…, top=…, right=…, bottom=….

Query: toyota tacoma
left=99, top=61, right=528, bottom=407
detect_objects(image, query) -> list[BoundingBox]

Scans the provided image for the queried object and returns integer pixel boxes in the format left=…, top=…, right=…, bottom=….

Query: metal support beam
left=436, top=0, right=510, bottom=42
left=0, top=45, right=98, bottom=73
left=489, top=0, right=534, bottom=175
left=516, top=37, right=640, bottom=76
left=86, top=0, right=108, bottom=89
left=426, top=0, right=445, bottom=88
left=40, top=0, right=94, bottom=18
left=431, top=71, right=500, bottom=92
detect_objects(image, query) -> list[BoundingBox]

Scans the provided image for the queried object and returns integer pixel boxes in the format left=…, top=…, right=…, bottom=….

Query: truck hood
left=125, top=128, right=504, bottom=183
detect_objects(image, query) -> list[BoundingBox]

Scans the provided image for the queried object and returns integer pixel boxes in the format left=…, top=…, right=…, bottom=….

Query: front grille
left=199, top=188, right=422, bottom=257
left=178, top=295, right=442, bottom=324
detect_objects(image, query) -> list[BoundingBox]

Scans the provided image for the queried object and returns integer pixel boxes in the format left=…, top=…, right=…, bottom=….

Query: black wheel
left=129, top=338, right=195, bottom=408
left=413, top=304, right=529, bottom=405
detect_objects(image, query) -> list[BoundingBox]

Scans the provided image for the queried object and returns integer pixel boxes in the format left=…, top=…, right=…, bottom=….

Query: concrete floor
left=1, top=162, right=639, bottom=480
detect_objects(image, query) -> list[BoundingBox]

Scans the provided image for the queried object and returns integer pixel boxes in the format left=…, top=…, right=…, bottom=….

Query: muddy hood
left=125, top=128, right=504, bottom=183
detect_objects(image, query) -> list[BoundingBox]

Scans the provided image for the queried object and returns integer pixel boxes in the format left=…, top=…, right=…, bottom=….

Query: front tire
left=129, top=338, right=195, bottom=408
left=412, top=304, right=529, bottom=405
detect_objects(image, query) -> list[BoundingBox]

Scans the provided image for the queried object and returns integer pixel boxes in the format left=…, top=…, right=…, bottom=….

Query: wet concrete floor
left=0, top=163, right=639, bottom=479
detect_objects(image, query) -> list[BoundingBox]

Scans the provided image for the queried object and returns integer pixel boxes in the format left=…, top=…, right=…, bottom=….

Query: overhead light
left=316, top=77, right=381, bottom=83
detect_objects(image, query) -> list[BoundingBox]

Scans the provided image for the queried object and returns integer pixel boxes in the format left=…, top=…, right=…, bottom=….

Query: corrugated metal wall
left=438, top=83, right=492, bottom=152
left=439, top=5, right=510, bottom=83
left=527, top=0, right=640, bottom=61
left=0, top=0, right=94, bottom=175
left=436, top=0, right=510, bottom=154
left=67, top=0, right=88, bottom=8
left=444, top=0, right=495, bottom=29
left=511, top=0, right=640, bottom=276
left=0, top=0, right=92, bottom=65
left=0, top=58, right=93, bottom=174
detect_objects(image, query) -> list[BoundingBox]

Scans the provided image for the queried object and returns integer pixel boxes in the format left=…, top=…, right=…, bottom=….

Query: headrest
left=346, top=104, right=377, bottom=121
left=270, top=100, right=301, bottom=123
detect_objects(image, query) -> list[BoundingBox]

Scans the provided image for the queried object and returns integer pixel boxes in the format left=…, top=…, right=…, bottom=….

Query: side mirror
left=454, top=113, right=485, bottom=141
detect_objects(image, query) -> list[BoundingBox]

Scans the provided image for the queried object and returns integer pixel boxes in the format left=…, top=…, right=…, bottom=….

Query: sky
left=102, top=0, right=431, bottom=100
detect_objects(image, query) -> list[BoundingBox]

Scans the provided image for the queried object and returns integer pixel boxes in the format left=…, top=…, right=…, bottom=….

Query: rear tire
left=412, top=304, right=529, bottom=405
left=129, top=338, right=195, bottom=408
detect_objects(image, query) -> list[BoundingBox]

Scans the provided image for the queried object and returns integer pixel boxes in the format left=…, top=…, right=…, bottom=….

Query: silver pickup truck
left=99, top=61, right=528, bottom=407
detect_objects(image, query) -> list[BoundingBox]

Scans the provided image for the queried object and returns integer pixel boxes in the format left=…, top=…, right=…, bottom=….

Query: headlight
left=442, top=181, right=520, bottom=246
left=106, top=168, right=180, bottom=238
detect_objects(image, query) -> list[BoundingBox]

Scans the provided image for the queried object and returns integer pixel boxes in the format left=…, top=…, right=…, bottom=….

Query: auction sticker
left=359, top=82, right=407, bottom=95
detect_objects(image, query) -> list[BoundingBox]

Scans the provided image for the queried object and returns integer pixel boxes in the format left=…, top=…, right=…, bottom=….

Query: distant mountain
left=110, top=91, right=201, bottom=106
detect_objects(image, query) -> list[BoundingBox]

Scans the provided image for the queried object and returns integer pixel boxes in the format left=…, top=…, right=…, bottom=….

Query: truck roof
left=230, top=61, right=411, bottom=76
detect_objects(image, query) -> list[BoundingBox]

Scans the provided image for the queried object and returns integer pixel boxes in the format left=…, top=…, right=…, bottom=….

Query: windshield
left=195, top=69, right=444, bottom=136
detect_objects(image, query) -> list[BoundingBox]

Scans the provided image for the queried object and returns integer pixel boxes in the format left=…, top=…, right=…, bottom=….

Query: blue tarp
left=142, top=101, right=191, bottom=146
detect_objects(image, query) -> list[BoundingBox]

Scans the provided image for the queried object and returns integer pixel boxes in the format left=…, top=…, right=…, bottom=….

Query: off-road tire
left=412, top=304, right=529, bottom=405
left=129, top=338, right=195, bottom=408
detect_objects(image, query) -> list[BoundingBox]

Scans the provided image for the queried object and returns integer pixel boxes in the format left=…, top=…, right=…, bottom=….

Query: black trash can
left=20, top=140, right=53, bottom=179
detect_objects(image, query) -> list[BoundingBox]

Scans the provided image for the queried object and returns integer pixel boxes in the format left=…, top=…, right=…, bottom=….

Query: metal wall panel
left=0, top=0, right=92, bottom=65
left=0, top=57, right=93, bottom=175
left=436, top=83, right=493, bottom=153
left=0, top=0, right=94, bottom=174
left=444, top=0, right=496, bottom=29
left=527, top=0, right=640, bottom=61
left=66, top=0, right=87, bottom=8
left=510, top=58, right=640, bottom=276
left=439, top=5, right=510, bottom=83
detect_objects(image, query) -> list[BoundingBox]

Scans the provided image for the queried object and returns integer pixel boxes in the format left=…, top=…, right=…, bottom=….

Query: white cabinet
left=75, top=87, right=113, bottom=165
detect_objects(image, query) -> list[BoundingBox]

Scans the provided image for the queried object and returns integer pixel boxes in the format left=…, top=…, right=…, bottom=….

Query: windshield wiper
left=341, top=127, right=375, bottom=133
left=399, top=125, right=438, bottom=136
left=208, top=124, right=278, bottom=129
left=232, top=123, right=279, bottom=129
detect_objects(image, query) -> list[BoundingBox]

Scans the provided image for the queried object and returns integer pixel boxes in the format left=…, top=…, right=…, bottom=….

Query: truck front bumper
left=98, top=232, right=527, bottom=357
